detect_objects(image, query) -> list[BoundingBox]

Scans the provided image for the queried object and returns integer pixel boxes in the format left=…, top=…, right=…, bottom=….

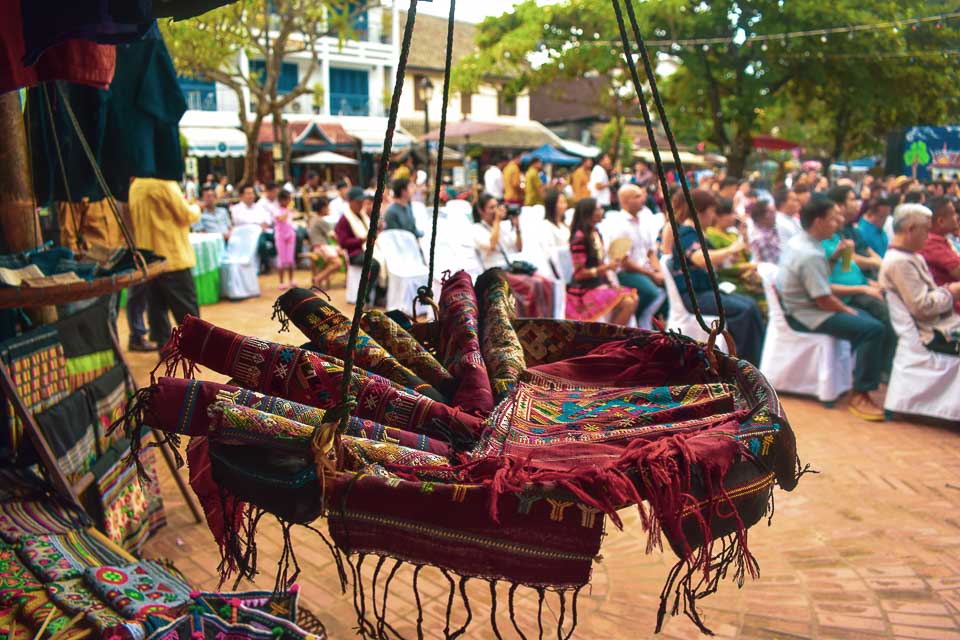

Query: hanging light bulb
left=820, top=34, right=828, bottom=43
left=848, top=30, right=855, bottom=40
left=702, top=44, right=710, bottom=52
left=761, top=42, right=768, bottom=52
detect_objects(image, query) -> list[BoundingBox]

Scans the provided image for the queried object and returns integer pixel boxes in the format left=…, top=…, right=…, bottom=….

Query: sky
left=393, top=0, right=526, bottom=24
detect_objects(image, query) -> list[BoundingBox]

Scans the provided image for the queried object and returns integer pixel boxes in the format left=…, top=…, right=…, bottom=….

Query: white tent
left=291, top=150, right=359, bottom=165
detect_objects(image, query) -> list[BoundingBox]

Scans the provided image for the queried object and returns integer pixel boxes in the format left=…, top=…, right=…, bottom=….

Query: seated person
left=747, top=199, right=781, bottom=264
left=671, top=188, right=765, bottom=366
left=384, top=177, right=423, bottom=238
left=615, top=184, right=665, bottom=324
left=306, top=196, right=347, bottom=288
left=919, top=196, right=960, bottom=314
left=880, top=204, right=960, bottom=356
left=856, top=195, right=896, bottom=257
left=231, top=183, right=275, bottom=272
left=192, top=185, right=231, bottom=240
left=826, top=185, right=882, bottom=278
left=539, top=188, right=571, bottom=253
left=778, top=198, right=887, bottom=421
left=565, top=197, right=639, bottom=325
left=705, top=197, right=766, bottom=315
left=334, top=187, right=386, bottom=307
left=472, top=193, right=556, bottom=317
left=774, top=187, right=802, bottom=248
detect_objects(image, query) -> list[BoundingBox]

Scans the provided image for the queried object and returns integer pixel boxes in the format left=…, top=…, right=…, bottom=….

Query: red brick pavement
left=127, top=272, right=960, bottom=639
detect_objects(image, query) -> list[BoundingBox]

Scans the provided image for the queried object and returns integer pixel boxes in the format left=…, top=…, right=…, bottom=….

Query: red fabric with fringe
left=437, top=271, right=494, bottom=416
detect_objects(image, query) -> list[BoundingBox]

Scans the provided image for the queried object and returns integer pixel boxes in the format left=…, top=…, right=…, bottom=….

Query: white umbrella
left=292, top=151, right=358, bottom=165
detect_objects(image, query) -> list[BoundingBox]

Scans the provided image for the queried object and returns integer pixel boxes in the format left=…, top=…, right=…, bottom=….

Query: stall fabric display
left=0, top=0, right=115, bottom=95
left=88, top=365, right=133, bottom=454
left=123, top=268, right=801, bottom=637
left=359, top=309, right=456, bottom=398
left=17, top=529, right=127, bottom=582
left=33, top=391, right=97, bottom=486
left=84, top=560, right=192, bottom=619
left=475, top=269, right=526, bottom=403
left=276, top=288, right=447, bottom=403
left=92, top=440, right=165, bottom=553
left=437, top=270, right=494, bottom=416
left=53, top=295, right=117, bottom=391
left=0, top=500, right=89, bottom=544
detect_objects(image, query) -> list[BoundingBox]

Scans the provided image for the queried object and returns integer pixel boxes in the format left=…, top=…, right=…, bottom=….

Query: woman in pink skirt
left=274, top=190, right=298, bottom=290
left=566, top=197, right=639, bottom=324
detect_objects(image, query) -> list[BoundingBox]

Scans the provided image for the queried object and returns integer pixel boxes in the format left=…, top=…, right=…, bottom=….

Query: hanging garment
left=33, top=390, right=98, bottom=485
left=437, top=270, right=494, bottom=416
left=91, top=440, right=165, bottom=553
left=476, top=269, right=525, bottom=403
left=58, top=199, right=126, bottom=253
left=0, top=0, right=115, bottom=95
left=19, top=1, right=154, bottom=66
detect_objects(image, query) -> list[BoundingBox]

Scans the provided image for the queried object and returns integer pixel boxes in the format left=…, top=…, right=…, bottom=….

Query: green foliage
left=598, top=117, right=633, bottom=166
left=457, top=0, right=960, bottom=176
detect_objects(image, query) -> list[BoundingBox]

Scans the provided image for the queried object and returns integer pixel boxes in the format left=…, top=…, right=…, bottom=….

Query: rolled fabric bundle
left=475, top=269, right=526, bottom=403
left=277, top=288, right=447, bottom=403
left=437, top=271, right=494, bottom=416
left=163, top=316, right=482, bottom=449
left=360, top=309, right=456, bottom=397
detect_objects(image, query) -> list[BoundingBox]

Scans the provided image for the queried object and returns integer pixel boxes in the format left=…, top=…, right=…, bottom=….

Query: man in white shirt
left=615, top=184, right=665, bottom=326
left=484, top=159, right=506, bottom=200
left=589, top=153, right=613, bottom=209
left=257, top=181, right=281, bottom=222
left=773, top=187, right=802, bottom=247
left=230, top=184, right=270, bottom=228
left=327, top=180, right=350, bottom=224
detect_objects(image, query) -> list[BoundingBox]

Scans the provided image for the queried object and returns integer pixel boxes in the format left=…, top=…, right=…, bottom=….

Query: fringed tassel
left=441, top=569, right=455, bottom=639
left=217, top=500, right=263, bottom=589
left=151, top=325, right=200, bottom=381
left=354, top=554, right=377, bottom=638
left=508, top=584, right=528, bottom=640
left=795, top=455, right=818, bottom=483
left=274, top=519, right=302, bottom=592
left=412, top=566, right=425, bottom=640
left=489, top=580, right=503, bottom=640
left=556, top=590, right=566, bottom=640
left=305, top=523, right=348, bottom=593
left=375, top=559, right=404, bottom=640
left=272, top=300, right=290, bottom=333
left=370, top=557, right=387, bottom=636
left=563, top=586, right=581, bottom=640
left=448, top=576, right=473, bottom=640
left=535, top=587, right=545, bottom=640
left=107, top=385, right=161, bottom=480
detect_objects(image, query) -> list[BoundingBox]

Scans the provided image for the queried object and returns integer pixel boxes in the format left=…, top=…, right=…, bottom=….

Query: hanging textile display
left=91, top=440, right=165, bottom=553
left=33, top=390, right=98, bottom=486
left=475, top=269, right=526, bottom=403
left=437, top=270, right=494, bottom=416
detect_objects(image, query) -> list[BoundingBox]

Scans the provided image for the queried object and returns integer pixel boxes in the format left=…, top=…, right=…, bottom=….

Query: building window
left=330, top=67, right=370, bottom=116
left=413, top=74, right=428, bottom=112
left=460, top=91, right=472, bottom=115
left=179, top=76, right=217, bottom=111
left=248, top=60, right=299, bottom=95
left=498, top=90, right=516, bottom=117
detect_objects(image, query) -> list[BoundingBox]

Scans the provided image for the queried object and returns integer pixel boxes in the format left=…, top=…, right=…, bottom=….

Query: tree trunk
left=241, top=114, right=266, bottom=186
left=726, top=131, right=752, bottom=179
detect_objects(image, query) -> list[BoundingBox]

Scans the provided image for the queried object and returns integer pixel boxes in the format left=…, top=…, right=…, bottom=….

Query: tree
left=455, top=0, right=960, bottom=177
left=598, top=116, right=634, bottom=166
left=161, top=0, right=367, bottom=184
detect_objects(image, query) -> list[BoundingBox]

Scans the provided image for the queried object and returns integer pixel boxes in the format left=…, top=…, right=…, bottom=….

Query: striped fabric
left=0, top=500, right=87, bottom=544
left=93, top=442, right=165, bottom=553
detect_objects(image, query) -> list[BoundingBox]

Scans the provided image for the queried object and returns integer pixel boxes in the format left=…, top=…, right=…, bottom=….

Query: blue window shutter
left=249, top=60, right=298, bottom=95
left=178, top=76, right=217, bottom=111
left=329, top=67, right=369, bottom=116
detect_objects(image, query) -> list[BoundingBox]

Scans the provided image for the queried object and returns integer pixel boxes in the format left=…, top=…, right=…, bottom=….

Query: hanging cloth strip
left=274, top=288, right=447, bottom=403
left=475, top=269, right=526, bottom=403
left=437, top=270, right=494, bottom=416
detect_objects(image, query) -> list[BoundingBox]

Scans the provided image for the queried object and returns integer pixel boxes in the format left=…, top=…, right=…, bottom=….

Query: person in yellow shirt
left=524, top=157, right=546, bottom=206
left=571, top=157, right=593, bottom=203
left=129, top=177, right=201, bottom=350
left=502, top=152, right=524, bottom=205
left=391, top=154, right=414, bottom=181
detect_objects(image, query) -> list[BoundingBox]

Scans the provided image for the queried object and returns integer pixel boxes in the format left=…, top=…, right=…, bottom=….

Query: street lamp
left=417, top=76, right=435, bottom=203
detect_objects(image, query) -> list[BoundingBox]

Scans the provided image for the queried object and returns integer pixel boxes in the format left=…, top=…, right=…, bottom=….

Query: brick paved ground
left=129, top=271, right=960, bottom=639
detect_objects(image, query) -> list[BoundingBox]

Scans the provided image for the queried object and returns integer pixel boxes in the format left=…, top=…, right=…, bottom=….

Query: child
left=274, top=190, right=297, bottom=290
left=306, top=197, right=347, bottom=289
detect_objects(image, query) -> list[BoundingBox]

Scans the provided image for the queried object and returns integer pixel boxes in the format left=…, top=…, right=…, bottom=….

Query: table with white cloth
left=190, top=232, right=226, bottom=306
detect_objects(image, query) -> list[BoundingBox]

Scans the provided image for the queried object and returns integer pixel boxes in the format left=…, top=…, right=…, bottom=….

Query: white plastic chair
left=344, top=263, right=373, bottom=306
left=757, top=262, right=852, bottom=405
left=883, top=291, right=960, bottom=421
left=411, top=201, right=430, bottom=235
left=220, top=225, right=261, bottom=300
left=441, top=200, right=474, bottom=228
left=377, top=229, right=431, bottom=317
left=554, top=246, right=635, bottom=326
left=659, top=255, right=727, bottom=351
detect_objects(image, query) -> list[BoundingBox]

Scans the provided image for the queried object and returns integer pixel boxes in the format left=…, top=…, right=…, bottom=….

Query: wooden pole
left=0, top=91, right=56, bottom=324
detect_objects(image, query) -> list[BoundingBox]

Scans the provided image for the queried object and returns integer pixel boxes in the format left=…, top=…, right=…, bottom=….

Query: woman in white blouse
left=472, top=192, right=555, bottom=317
left=540, top=188, right=571, bottom=251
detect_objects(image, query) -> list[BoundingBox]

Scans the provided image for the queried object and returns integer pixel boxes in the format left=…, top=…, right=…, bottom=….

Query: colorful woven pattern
left=14, top=587, right=89, bottom=639
left=0, top=500, right=87, bottom=544
left=53, top=298, right=117, bottom=393
left=437, top=270, right=493, bottom=416
left=88, top=365, right=132, bottom=453
left=84, top=560, right=192, bottom=620
left=47, top=578, right=142, bottom=639
left=93, top=442, right=165, bottom=553
left=0, top=542, right=43, bottom=606
left=360, top=309, right=455, bottom=397
left=476, top=270, right=526, bottom=403
left=16, top=530, right=127, bottom=582
left=34, top=390, right=97, bottom=486
left=279, top=288, right=445, bottom=402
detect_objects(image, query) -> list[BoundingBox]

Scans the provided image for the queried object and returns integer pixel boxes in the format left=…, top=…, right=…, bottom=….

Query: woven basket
left=0, top=259, right=167, bottom=309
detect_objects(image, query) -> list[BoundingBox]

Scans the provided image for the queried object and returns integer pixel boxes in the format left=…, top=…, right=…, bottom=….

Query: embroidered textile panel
left=92, top=441, right=165, bottom=553
left=16, top=529, right=128, bottom=582
left=34, top=390, right=98, bottom=486
left=84, top=560, right=193, bottom=620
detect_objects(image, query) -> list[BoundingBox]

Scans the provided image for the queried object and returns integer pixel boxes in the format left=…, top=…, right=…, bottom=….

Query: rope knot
left=271, top=300, right=290, bottom=333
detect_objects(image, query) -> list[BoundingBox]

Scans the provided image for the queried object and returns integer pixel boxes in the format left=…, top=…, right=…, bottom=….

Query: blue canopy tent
left=522, top=144, right=581, bottom=167
left=830, top=156, right=880, bottom=174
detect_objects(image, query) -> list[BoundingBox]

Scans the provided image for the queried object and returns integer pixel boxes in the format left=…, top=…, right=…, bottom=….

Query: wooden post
left=0, top=92, right=56, bottom=324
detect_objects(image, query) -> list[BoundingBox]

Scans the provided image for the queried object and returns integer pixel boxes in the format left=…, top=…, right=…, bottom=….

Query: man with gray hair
left=879, top=203, right=960, bottom=355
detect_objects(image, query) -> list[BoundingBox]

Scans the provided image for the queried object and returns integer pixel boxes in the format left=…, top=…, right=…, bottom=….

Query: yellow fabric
left=503, top=161, right=523, bottom=203
left=524, top=167, right=544, bottom=206
left=58, top=199, right=125, bottom=253
left=129, top=178, right=200, bottom=272
left=392, top=165, right=411, bottom=181
left=571, top=167, right=590, bottom=202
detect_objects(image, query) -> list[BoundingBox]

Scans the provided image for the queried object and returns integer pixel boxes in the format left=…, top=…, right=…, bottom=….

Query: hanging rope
left=611, top=0, right=726, bottom=336
left=40, top=85, right=84, bottom=251
left=417, top=0, right=457, bottom=309
left=336, top=1, right=420, bottom=440
left=53, top=82, right=145, bottom=274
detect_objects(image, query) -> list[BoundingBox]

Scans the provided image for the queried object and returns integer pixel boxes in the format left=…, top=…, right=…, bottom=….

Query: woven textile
left=437, top=271, right=493, bottom=416
left=0, top=468, right=56, bottom=503
left=93, top=442, right=165, bottom=553
left=0, top=541, right=42, bottom=607
left=33, top=391, right=98, bottom=486
left=54, top=299, right=117, bottom=392
left=145, top=613, right=276, bottom=640
left=87, top=365, right=133, bottom=453
left=278, top=288, right=446, bottom=402
left=191, top=588, right=300, bottom=623
left=360, top=310, right=456, bottom=397
left=169, top=316, right=482, bottom=448
left=16, top=530, right=127, bottom=582
left=0, top=500, right=87, bottom=544
left=13, top=587, right=89, bottom=639
left=0, top=327, right=69, bottom=458
left=47, top=578, right=143, bottom=640
left=84, top=561, right=192, bottom=619
left=476, top=270, right=526, bottom=403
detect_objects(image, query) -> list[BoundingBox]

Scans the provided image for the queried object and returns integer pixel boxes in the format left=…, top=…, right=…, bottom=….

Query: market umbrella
left=521, top=143, right=581, bottom=167
left=751, top=135, right=800, bottom=151
left=291, top=150, right=358, bottom=165
left=422, top=119, right=504, bottom=142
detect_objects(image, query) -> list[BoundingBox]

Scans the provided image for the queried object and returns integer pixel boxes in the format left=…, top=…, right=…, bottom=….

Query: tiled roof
left=401, top=11, right=478, bottom=71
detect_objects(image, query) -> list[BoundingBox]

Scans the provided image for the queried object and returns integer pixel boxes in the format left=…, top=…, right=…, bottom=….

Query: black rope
left=337, top=0, right=420, bottom=438
left=40, top=85, right=83, bottom=250
left=419, top=0, right=457, bottom=304
left=610, top=0, right=726, bottom=334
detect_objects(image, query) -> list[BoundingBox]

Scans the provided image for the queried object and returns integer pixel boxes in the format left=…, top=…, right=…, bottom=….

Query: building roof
left=257, top=121, right=355, bottom=148
left=401, top=11, right=477, bottom=72
left=531, top=77, right=610, bottom=124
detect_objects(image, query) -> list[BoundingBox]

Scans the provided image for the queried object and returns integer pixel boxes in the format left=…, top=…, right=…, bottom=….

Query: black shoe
left=128, top=338, right=159, bottom=352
